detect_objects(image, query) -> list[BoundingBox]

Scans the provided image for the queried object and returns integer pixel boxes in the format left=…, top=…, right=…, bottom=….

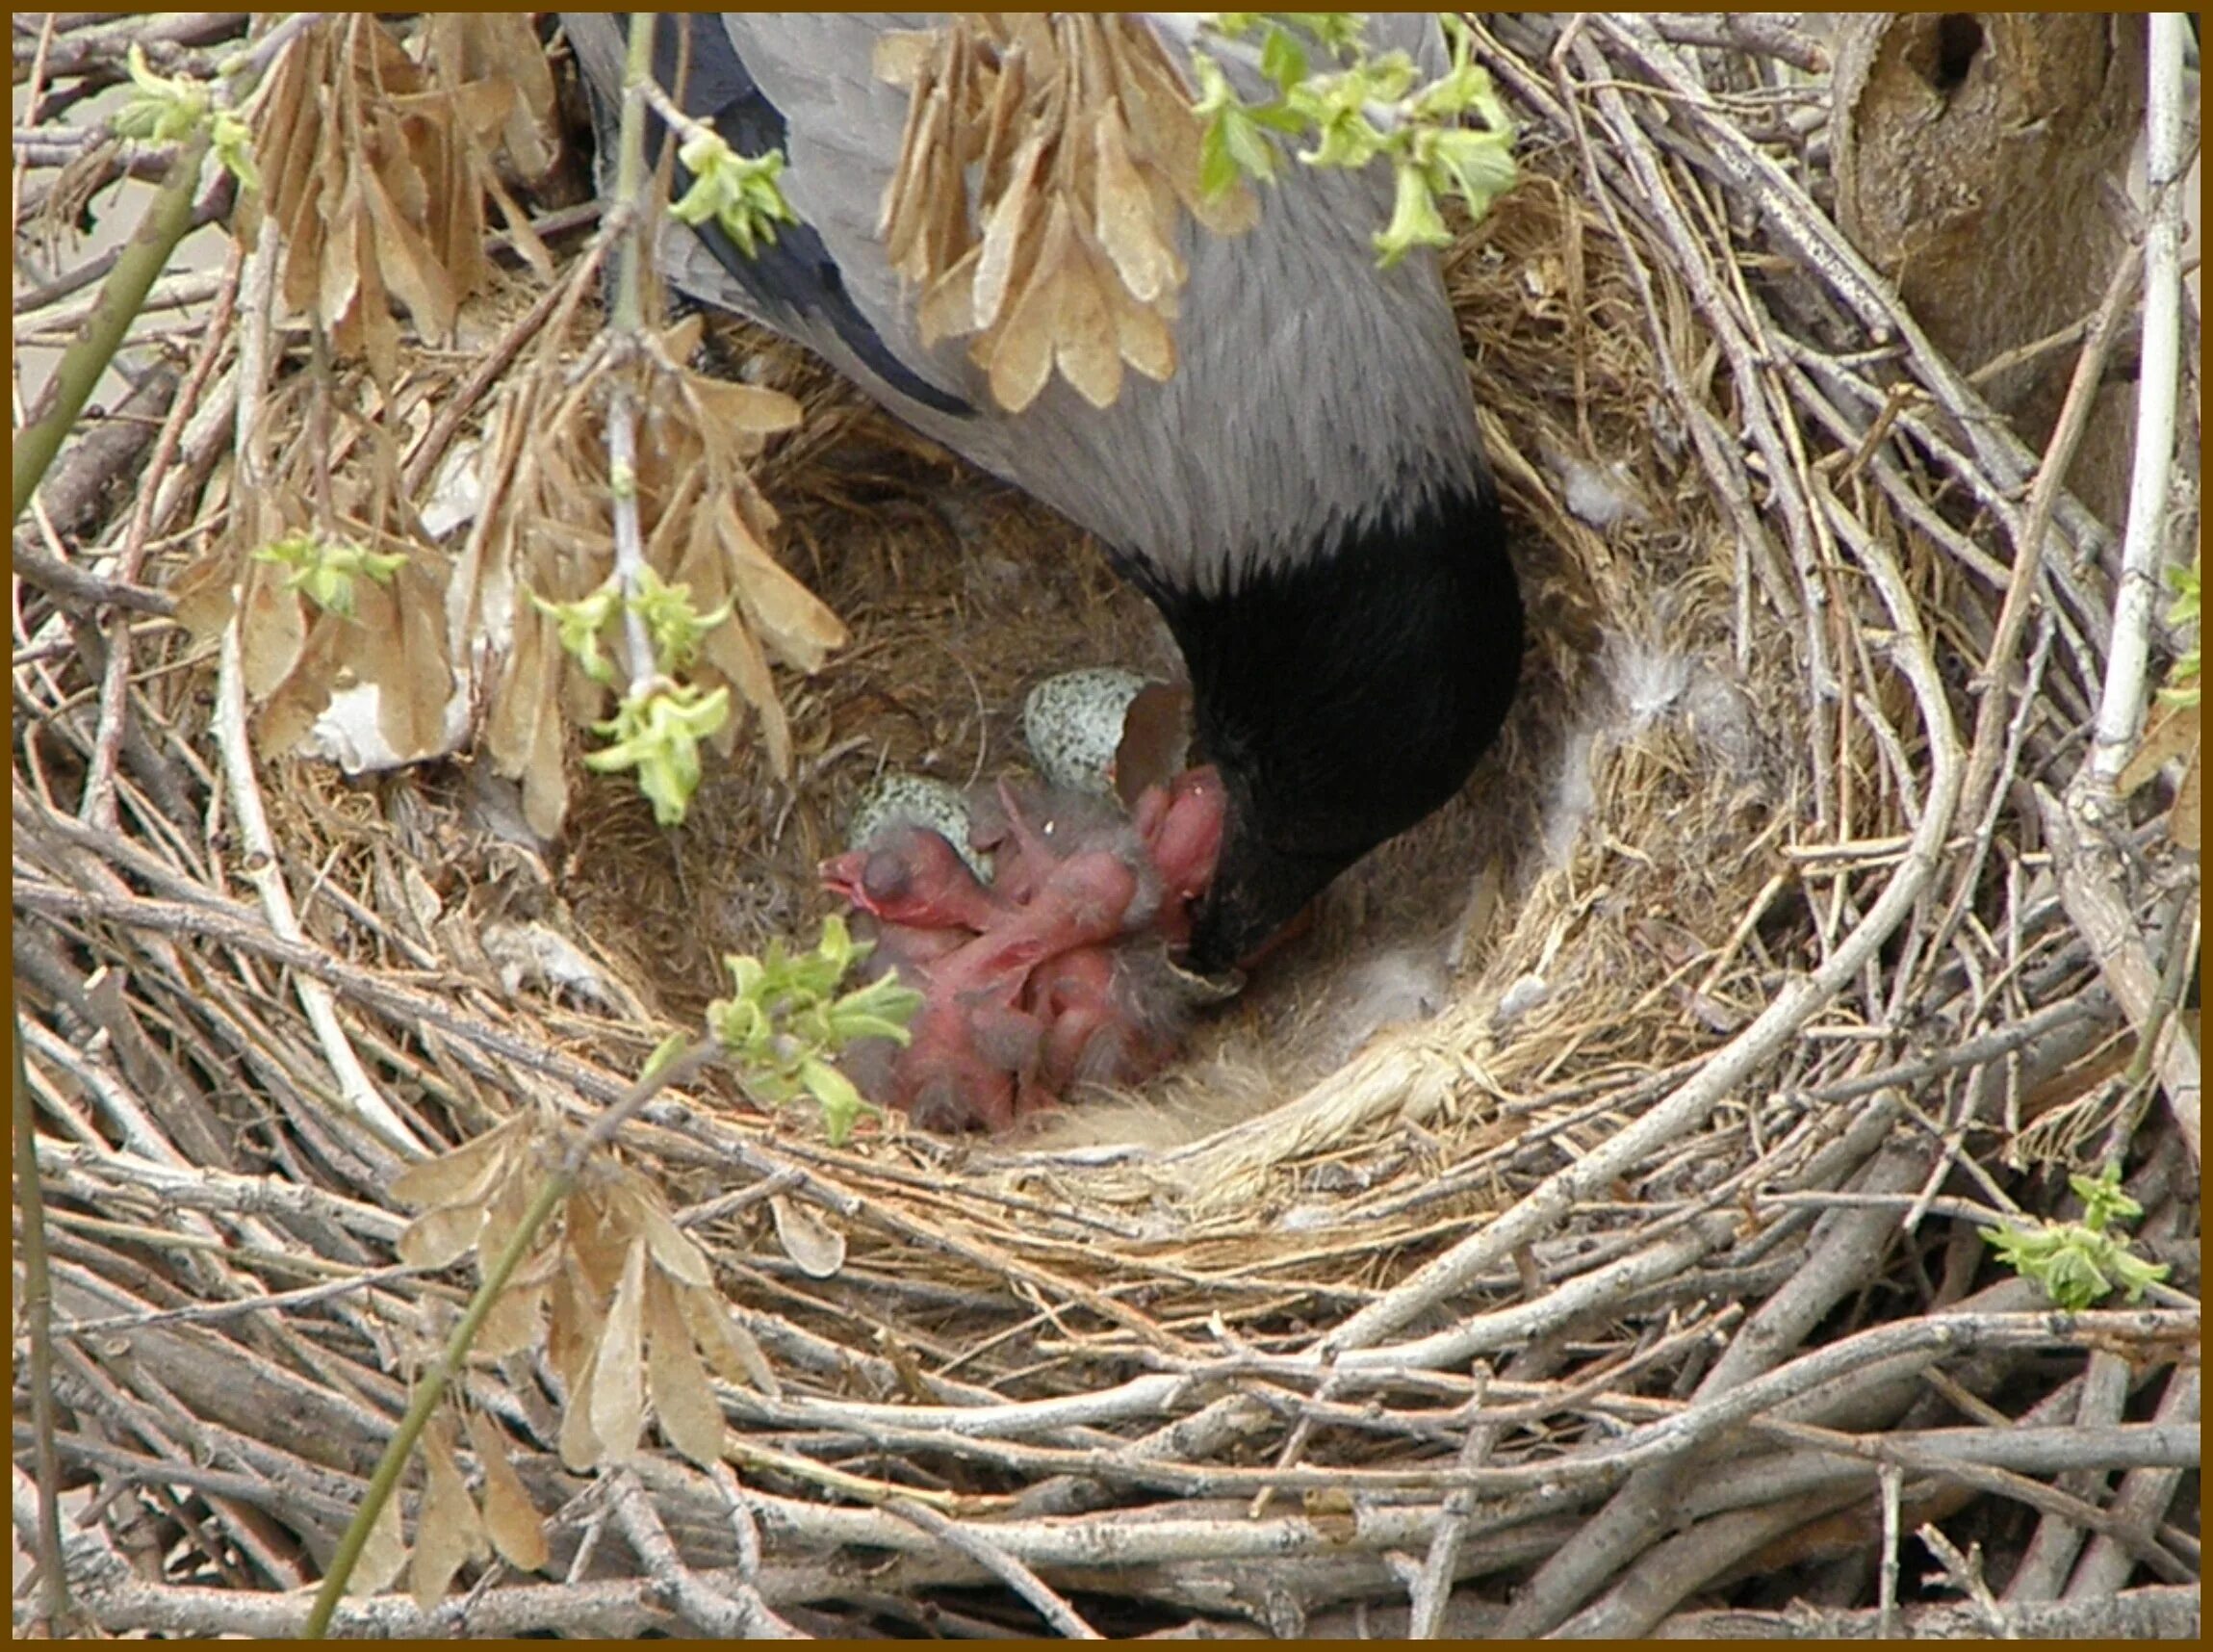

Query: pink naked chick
left=820, top=823, right=1008, bottom=932
left=820, top=769, right=1231, bottom=1133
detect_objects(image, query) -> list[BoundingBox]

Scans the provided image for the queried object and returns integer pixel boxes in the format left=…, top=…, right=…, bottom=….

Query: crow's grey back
left=568, top=13, right=1486, bottom=597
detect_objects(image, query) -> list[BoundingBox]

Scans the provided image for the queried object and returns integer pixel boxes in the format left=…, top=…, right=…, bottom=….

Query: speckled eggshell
left=845, top=773, right=991, bottom=880
left=1022, top=668, right=1152, bottom=796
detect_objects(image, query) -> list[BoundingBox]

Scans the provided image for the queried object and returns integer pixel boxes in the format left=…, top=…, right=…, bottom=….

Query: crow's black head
left=1141, top=481, right=1522, bottom=974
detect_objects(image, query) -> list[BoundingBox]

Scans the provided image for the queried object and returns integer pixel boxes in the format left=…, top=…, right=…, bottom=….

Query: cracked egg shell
left=845, top=773, right=991, bottom=880
left=1022, top=668, right=1156, bottom=797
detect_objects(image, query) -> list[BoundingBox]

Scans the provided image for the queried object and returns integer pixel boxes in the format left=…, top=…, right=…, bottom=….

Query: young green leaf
left=706, top=919, right=920, bottom=1138
left=799, top=1058, right=875, bottom=1147
left=2158, top=557, right=2200, bottom=709
left=116, top=42, right=213, bottom=144
left=532, top=583, right=623, bottom=685
left=1189, top=13, right=1518, bottom=262
left=1258, top=26, right=1308, bottom=94
left=1979, top=1164, right=2173, bottom=1311
left=830, top=975, right=927, bottom=1046
left=584, top=682, right=732, bottom=825
left=1194, top=55, right=1288, bottom=196
left=1375, top=158, right=1451, bottom=267
left=1420, top=124, right=1519, bottom=224
left=628, top=566, right=736, bottom=674
left=2071, top=1164, right=2145, bottom=1231
left=252, top=531, right=408, bottom=619
left=211, top=108, right=260, bottom=194
left=672, top=130, right=799, bottom=260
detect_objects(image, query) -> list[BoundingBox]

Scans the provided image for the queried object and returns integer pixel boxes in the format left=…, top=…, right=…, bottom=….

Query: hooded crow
left=564, top=13, right=1523, bottom=974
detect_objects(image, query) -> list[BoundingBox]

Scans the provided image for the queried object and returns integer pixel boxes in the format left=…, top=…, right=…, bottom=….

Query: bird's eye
left=862, top=848, right=914, bottom=903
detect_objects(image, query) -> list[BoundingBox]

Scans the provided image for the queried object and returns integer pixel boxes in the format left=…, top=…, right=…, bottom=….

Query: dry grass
left=12, top=13, right=2198, bottom=1639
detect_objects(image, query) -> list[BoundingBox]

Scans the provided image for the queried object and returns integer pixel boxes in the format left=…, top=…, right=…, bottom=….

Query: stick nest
left=13, top=13, right=2199, bottom=1639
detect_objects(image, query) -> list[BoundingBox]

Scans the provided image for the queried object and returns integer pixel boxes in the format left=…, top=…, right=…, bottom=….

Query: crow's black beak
left=1185, top=828, right=1348, bottom=977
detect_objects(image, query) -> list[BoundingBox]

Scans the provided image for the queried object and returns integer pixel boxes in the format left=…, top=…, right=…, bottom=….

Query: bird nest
left=13, top=13, right=2200, bottom=1639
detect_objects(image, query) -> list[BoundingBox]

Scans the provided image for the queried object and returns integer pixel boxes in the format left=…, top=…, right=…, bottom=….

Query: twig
left=1799, top=990, right=2111, bottom=1102
left=1519, top=22, right=1793, bottom=676
left=1942, top=241, right=2148, bottom=929
left=1649, top=1584, right=2200, bottom=1639
left=10, top=544, right=177, bottom=616
left=12, top=127, right=211, bottom=524
left=734, top=1478, right=1494, bottom=1570
left=301, top=1039, right=719, bottom=1635
left=12, top=13, right=61, bottom=244
left=2036, top=788, right=2200, bottom=1165
left=608, top=1469, right=806, bottom=1638
left=12, top=1025, right=74, bottom=1632
left=886, top=1499, right=1103, bottom=1639
left=2065, top=1363, right=2200, bottom=1601
left=1875, top=1460, right=1902, bottom=1637
left=49, top=1258, right=429, bottom=1338
left=1755, top=1418, right=2195, bottom=1584
left=1574, top=30, right=1831, bottom=703
left=2085, top=13, right=2190, bottom=787
left=1643, top=13, right=1828, bottom=76
left=30, top=1136, right=402, bottom=1247
left=1351, top=1212, right=1739, bottom=1373
left=79, top=247, right=240, bottom=838
left=13, top=1564, right=682, bottom=1639
left=1499, top=1138, right=1937, bottom=1635
left=744, top=1310, right=2202, bottom=1511
left=25, top=1427, right=361, bottom=1533
left=2111, top=889, right=2200, bottom=1121
left=2005, top=1349, right=2133, bottom=1602
left=18, top=361, right=177, bottom=546
left=1559, top=1484, right=1875, bottom=1639
left=1917, top=1522, right=2005, bottom=1634
left=1777, top=338, right=2105, bottom=700
left=1321, top=400, right=1967, bottom=1362
left=1967, top=287, right=2141, bottom=392
left=1590, top=15, right=2122, bottom=587
left=399, top=249, right=597, bottom=499
left=210, top=227, right=422, bottom=1161
left=1560, top=1407, right=2194, bottom=1640
left=11, top=13, right=252, bottom=84
left=11, top=878, right=697, bottom=1150
left=1406, top=1363, right=1494, bottom=1639
left=13, top=138, right=224, bottom=318
left=213, top=11, right=328, bottom=88
left=597, top=14, right=667, bottom=694
left=707, top=1461, right=767, bottom=1582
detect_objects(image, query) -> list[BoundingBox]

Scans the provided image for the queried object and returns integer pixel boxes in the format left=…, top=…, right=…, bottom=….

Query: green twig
left=2123, top=893, right=2200, bottom=1093
left=301, top=1038, right=719, bottom=1636
left=13, top=1014, right=75, bottom=1630
left=600, top=14, right=667, bottom=696
left=608, top=13, right=658, bottom=340
left=13, top=127, right=212, bottom=526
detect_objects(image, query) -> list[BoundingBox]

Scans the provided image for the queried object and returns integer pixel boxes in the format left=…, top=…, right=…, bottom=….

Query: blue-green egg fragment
left=1022, top=668, right=1152, bottom=796
left=846, top=773, right=991, bottom=880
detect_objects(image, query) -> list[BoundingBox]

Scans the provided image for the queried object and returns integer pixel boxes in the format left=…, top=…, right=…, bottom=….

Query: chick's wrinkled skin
left=821, top=823, right=1007, bottom=931
left=823, top=768, right=1230, bottom=1132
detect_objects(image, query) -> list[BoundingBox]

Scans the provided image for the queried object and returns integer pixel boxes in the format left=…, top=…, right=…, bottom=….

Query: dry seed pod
left=876, top=13, right=1246, bottom=411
